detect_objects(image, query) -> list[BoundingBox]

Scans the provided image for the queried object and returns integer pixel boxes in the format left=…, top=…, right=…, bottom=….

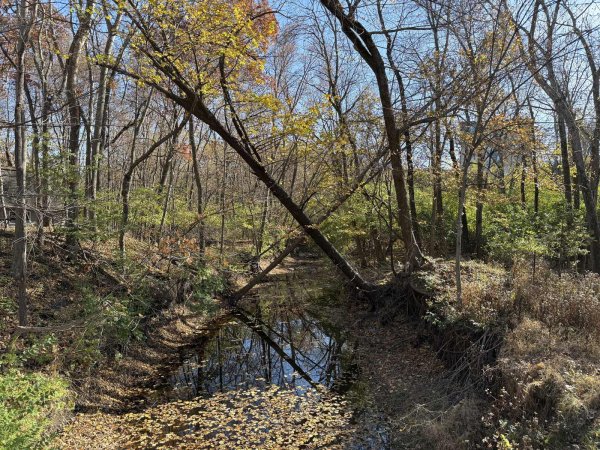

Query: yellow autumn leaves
left=56, top=385, right=359, bottom=449
left=128, top=0, right=277, bottom=97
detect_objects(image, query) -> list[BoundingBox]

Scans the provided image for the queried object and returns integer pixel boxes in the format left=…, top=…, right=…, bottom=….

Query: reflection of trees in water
left=169, top=305, right=351, bottom=398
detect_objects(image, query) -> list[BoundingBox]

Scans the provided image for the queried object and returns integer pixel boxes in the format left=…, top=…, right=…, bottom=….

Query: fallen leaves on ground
left=56, top=385, right=360, bottom=449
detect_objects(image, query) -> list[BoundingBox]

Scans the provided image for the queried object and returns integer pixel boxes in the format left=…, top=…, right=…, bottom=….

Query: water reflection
left=168, top=305, right=355, bottom=398
left=157, top=273, right=389, bottom=449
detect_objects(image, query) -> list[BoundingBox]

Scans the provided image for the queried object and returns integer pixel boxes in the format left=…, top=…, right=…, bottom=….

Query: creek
left=154, top=267, right=390, bottom=448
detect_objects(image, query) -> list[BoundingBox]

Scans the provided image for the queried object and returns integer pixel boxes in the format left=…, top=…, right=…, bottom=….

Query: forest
left=1, top=0, right=600, bottom=448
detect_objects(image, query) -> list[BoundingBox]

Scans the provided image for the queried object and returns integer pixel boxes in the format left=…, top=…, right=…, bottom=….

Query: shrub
left=513, top=264, right=600, bottom=337
left=81, top=287, right=150, bottom=352
left=188, top=264, right=225, bottom=316
left=485, top=203, right=588, bottom=269
left=0, top=369, right=70, bottom=449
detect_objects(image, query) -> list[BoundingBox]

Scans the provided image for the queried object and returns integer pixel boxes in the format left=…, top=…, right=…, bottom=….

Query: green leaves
left=485, top=203, right=588, bottom=266
left=0, top=369, right=70, bottom=449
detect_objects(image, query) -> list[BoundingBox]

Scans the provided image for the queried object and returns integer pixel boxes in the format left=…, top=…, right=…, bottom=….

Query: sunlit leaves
left=127, top=0, right=277, bottom=96
left=57, top=385, right=356, bottom=449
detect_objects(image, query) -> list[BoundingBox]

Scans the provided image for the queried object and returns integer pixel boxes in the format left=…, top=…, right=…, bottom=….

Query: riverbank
left=54, top=255, right=488, bottom=449
left=2, top=234, right=599, bottom=449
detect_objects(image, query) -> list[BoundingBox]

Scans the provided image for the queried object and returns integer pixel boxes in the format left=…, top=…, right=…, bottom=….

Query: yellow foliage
left=128, top=0, right=277, bottom=97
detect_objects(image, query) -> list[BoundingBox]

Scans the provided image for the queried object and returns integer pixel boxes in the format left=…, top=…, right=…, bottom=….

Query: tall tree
left=515, top=0, right=600, bottom=272
left=320, top=0, right=428, bottom=271
left=64, top=0, right=94, bottom=251
left=11, top=0, right=38, bottom=326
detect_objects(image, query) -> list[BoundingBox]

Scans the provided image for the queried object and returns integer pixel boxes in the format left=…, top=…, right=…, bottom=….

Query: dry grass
left=416, top=259, right=600, bottom=448
left=494, top=318, right=600, bottom=448
left=513, top=263, right=600, bottom=340
left=421, top=397, right=488, bottom=450
left=426, top=259, right=600, bottom=341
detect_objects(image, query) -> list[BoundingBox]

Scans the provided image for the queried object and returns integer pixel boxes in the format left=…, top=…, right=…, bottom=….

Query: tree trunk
left=430, top=121, right=444, bottom=255
left=64, top=0, right=93, bottom=252
left=449, top=132, right=469, bottom=253
left=573, top=170, right=580, bottom=210
left=497, top=152, right=506, bottom=195
left=188, top=117, right=205, bottom=254
left=562, top=106, right=600, bottom=272
left=182, top=97, right=373, bottom=292
left=475, top=152, right=484, bottom=258
left=455, top=150, right=473, bottom=308
left=532, top=150, right=539, bottom=214
left=120, top=116, right=186, bottom=257
left=557, top=113, right=572, bottom=207
left=12, top=0, right=37, bottom=326
left=321, top=0, right=424, bottom=271
left=89, top=13, right=122, bottom=223
left=520, top=155, right=527, bottom=208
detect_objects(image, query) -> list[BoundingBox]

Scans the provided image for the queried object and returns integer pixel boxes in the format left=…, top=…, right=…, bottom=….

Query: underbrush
left=513, top=264, right=600, bottom=339
left=485, top=318, right=600, bottom=448
left=423, top=258, right=600, bottom=337
left=417, top=259, right=600, bottom=449
left=0, top=233, right=229, bottom=447
left=0, top=369, right=71, bottom=449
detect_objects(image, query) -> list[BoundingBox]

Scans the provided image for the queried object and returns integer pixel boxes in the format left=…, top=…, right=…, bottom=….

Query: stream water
left=155, top=268, right=390, bottom=448
left=168, top=308, right=356, bottom=397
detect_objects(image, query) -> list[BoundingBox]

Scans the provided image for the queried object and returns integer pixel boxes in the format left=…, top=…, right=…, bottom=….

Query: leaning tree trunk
left=120, top=7, right=374, bottom=293
left=181, top=97, right=373, bottom=292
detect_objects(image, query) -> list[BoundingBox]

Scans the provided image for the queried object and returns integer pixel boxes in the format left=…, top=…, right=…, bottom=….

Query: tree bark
left=188, top=117, right=205, bottom=255
left=12, top=0, right=37, bottom=326
left=64, top=0, right=94, bottom=251
left=520, top=155, right=527, bottom=208
left=88, top=11, right=122, bottom=225
left=455, top=148, right=474, bottom=308
left=475, top=151, right=484, bottom=257
left=321, top=0, right=424, bottom=271
left=556, top=112, right=572, bottom=207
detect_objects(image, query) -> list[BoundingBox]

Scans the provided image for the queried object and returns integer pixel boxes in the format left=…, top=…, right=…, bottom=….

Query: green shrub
left=188, top=264, right=225, bottom=316
left=81, top=287, right=150, bottom=353
left=485, top=203, right=588, bottom=267
left=0, top=369, right=70, bottom=449
left=20, top=335, right=58, bottom=367
left=194, top=264, right=225, bottom=301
